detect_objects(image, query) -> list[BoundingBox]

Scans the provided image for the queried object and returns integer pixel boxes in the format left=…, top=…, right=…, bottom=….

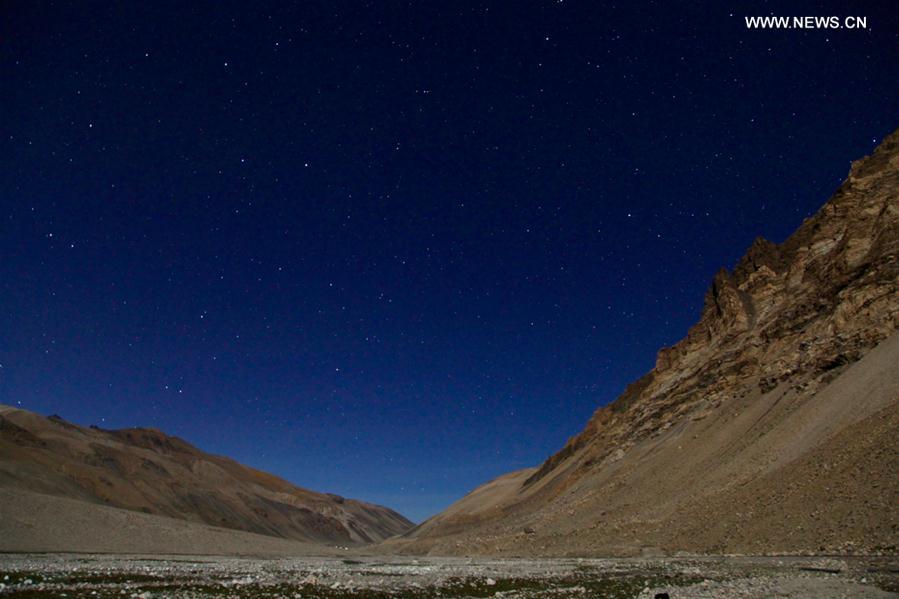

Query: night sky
left=2, top=2, right=897, bottom=522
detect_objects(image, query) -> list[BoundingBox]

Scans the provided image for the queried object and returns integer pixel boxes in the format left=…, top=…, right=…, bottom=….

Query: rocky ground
left=0, top=554, right=896, bottom=598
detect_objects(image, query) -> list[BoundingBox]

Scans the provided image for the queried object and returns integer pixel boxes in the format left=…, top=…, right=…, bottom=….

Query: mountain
left=0, top=486, right=341, bottom=555
left=0, top=404, right=413, bottom=548
left=397, top=130, right=899, bottom=557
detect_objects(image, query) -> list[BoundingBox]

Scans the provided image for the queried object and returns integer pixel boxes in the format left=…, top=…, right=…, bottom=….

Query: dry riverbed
left=0, top=554, right=896, bottom=598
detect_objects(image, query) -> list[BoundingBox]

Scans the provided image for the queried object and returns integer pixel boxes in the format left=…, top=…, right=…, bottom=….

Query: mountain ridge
left=394, top=128, right=899, bottom=557
left=0, top=403, right=413, bottom=547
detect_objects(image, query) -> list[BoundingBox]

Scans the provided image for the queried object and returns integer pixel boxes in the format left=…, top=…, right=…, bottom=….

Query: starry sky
left=1, top=1, right=897, bottom=522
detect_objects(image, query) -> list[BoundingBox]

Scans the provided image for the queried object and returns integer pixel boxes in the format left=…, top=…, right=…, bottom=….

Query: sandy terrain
left=0, top=487, right=337, bottom=557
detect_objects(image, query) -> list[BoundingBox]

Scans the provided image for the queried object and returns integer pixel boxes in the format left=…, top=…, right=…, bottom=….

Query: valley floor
left=0, top=553, right=895, bottom=598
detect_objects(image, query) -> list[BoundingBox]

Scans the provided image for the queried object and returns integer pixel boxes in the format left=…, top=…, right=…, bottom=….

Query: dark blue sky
left=1, top=1, right=897, bottom=521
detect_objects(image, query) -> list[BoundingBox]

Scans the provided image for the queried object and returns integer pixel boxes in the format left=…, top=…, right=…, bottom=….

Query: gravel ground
left=0, top=554, right=895, bottom=597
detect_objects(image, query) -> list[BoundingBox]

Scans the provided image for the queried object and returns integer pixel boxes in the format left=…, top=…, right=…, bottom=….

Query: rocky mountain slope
left=397, top=129, right=899, bottom=557
left=0, top=405, right=412, bottom=547
left=0, top=486, right=332, bottom=555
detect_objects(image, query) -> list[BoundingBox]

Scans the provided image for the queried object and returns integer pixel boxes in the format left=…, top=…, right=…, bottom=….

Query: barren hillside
left=0, top=405, right=413, bottom=548
left=396, top=129, right=899, bottom=557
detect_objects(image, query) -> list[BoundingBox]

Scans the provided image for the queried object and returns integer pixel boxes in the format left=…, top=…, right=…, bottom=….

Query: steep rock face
left=0, top=406, right=413, bottom=545
left=399, top=130, right=899, bottom=556
left=566, top=129, right=899, bottom=474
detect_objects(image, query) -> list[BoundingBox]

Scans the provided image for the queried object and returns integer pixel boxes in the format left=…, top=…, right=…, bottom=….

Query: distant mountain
left=397, top=130, right=899, bottom=557
left=0, top=405, right=412, bottom=547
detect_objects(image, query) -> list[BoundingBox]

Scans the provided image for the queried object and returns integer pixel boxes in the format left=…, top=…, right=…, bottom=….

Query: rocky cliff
left=396, top=129, right=899, bottom=557
left=0, top=405, right=413, bottom=546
